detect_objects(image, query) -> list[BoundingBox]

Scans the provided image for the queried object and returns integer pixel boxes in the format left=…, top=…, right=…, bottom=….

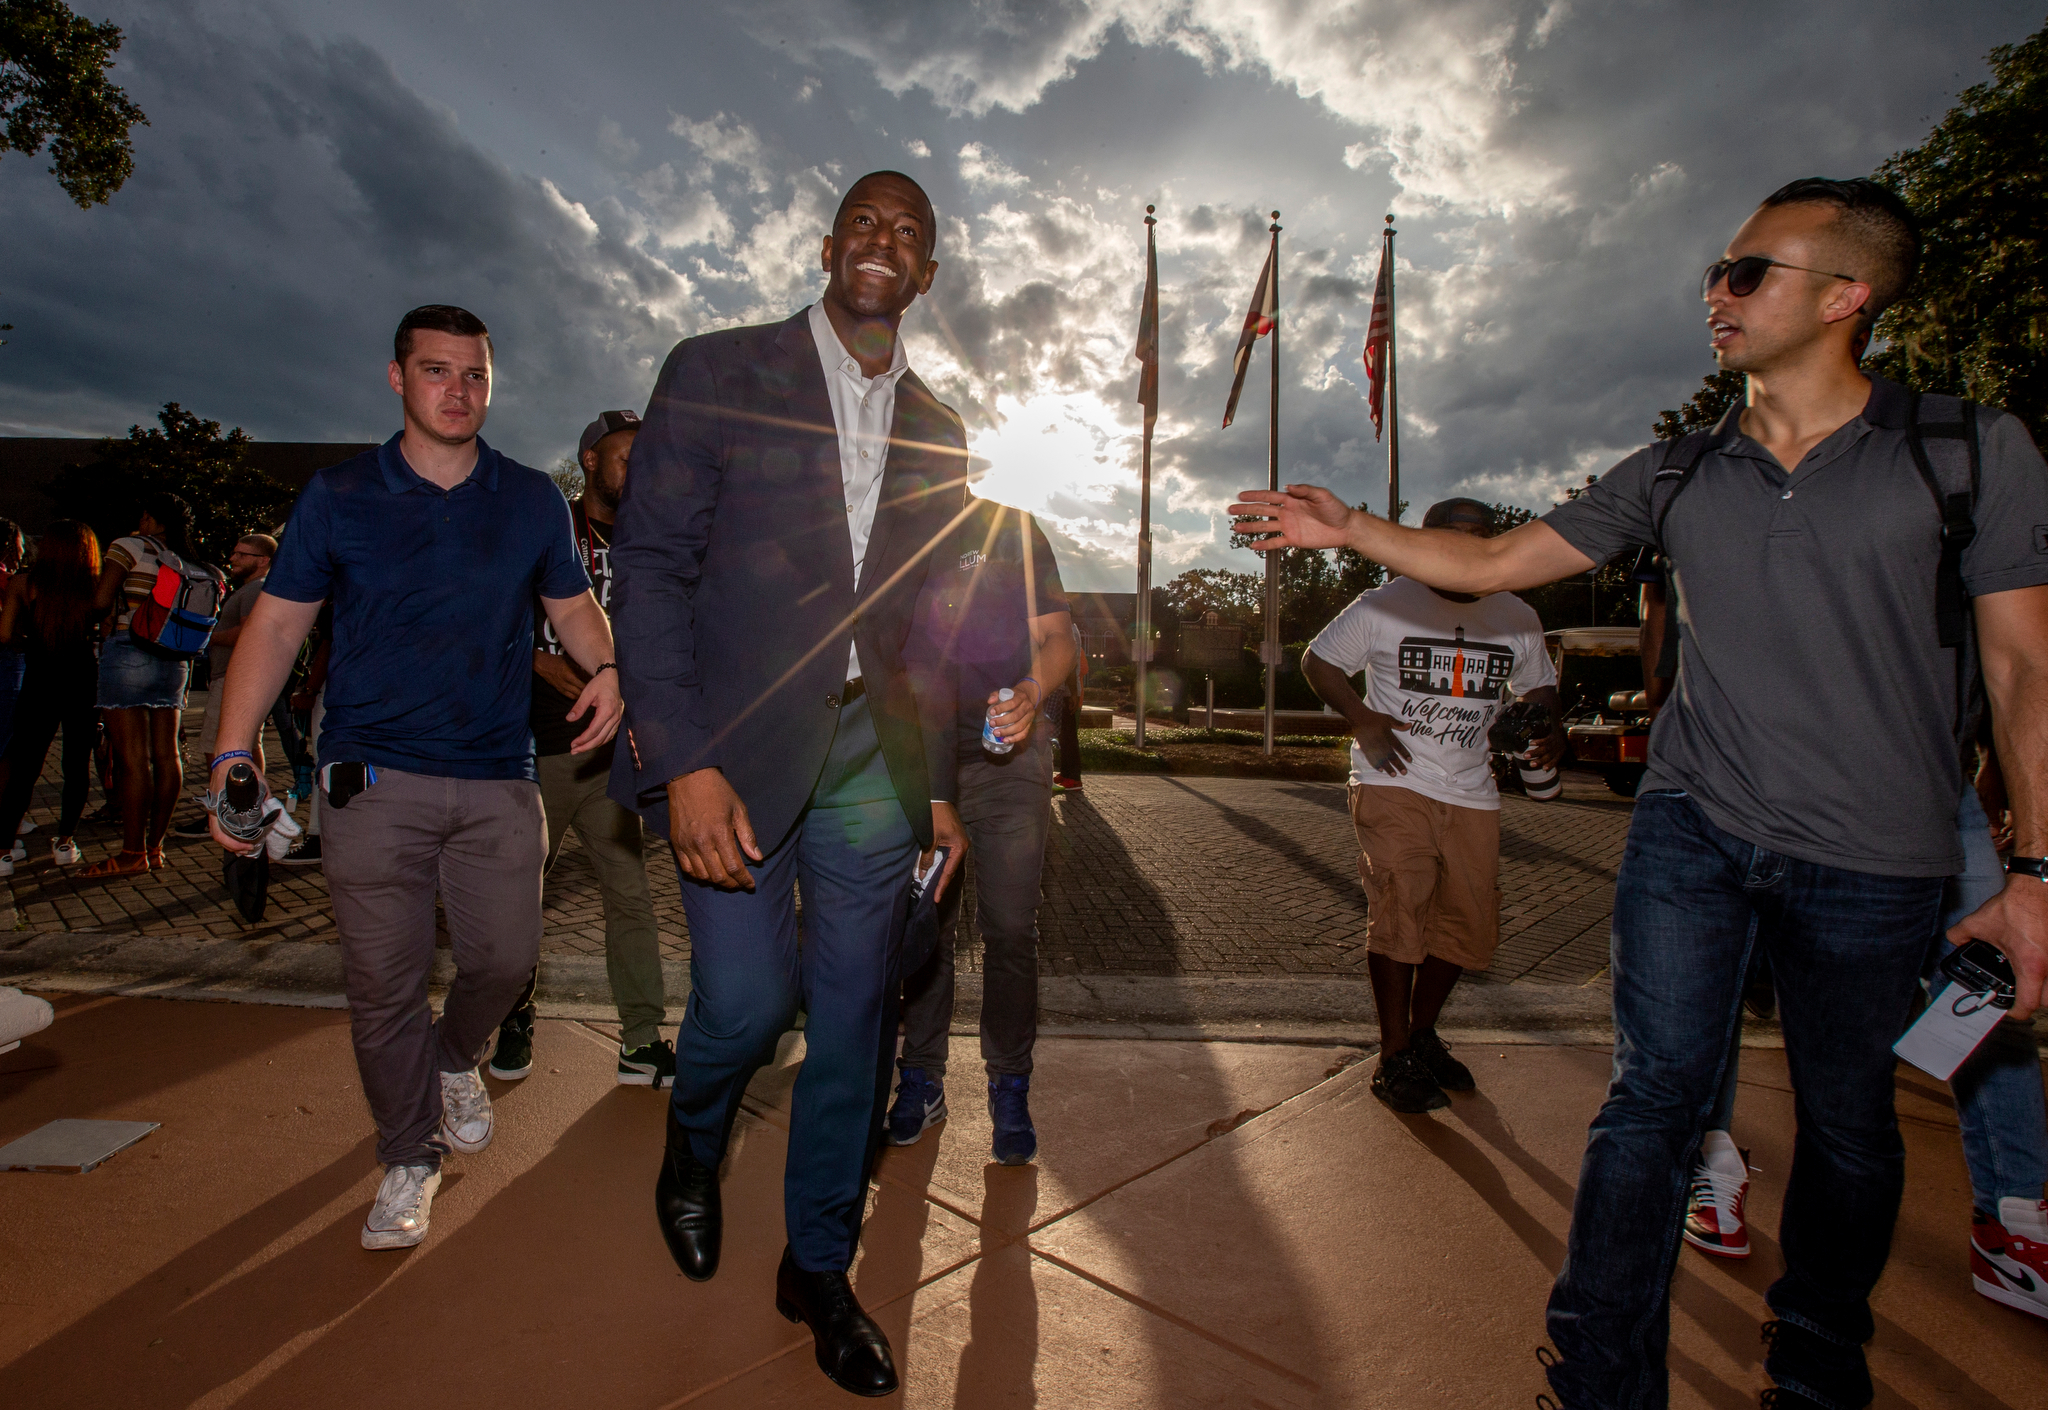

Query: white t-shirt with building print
left=1308, top=575, right=1555, bottom=810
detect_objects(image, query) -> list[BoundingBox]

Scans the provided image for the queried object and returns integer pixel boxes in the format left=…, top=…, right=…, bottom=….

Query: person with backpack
left=84, top=492, right=223, bottom=878
left=0, top=521, right=104, bottom=872
left=1230, top=176, right=2048, bottom=1409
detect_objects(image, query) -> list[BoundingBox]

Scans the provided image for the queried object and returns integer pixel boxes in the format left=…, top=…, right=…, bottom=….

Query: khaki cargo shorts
left=1347, top=782, right=1501, bottom=971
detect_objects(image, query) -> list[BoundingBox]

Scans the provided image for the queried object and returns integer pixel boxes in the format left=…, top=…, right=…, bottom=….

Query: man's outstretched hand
left=1228, top=485, right=1357, bottom=553
left=1948, top=877, right=2048, bottom=1017
left=667, top=768, right=762, bottom=890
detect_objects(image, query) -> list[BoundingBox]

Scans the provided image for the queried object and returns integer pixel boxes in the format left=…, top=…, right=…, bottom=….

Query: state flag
left=1221, top=246, right=1275, bottom=429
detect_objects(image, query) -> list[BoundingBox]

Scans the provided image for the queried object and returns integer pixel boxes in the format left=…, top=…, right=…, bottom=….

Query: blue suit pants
left=668, top=694, right=916, bottom=1271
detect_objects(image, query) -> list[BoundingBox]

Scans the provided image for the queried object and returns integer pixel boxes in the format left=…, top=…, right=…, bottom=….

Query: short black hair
left=1759, top=178, right=1920, bottom=318
left=394, top=304, right=493, bottom=366
left=1422, top=498, right=1496, bottom=533
left=833, top=171, right=938, bottom=258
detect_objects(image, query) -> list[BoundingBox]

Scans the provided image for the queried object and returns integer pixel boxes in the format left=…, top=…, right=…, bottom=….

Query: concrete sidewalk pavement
left=2, top=993, right=2042, bottom=1409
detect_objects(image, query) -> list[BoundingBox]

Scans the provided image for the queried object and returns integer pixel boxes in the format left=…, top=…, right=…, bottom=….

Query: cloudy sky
left=2, top=0, right=2036, bottom=587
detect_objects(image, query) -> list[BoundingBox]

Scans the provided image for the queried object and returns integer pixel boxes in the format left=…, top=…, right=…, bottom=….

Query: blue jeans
left=1942, top=788, right=2047, bottom=1208
left=1545, top=791, right=1942, bottom=1410
left=1704, top=789, right=2047, bottom=1210
left=667, top=693, right=916, bottom=1272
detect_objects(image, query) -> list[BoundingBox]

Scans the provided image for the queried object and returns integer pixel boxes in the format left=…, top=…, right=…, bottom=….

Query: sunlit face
left=820, top=175, right=938, bottom=322
left=1706, top=203, right=1870, bottom=374
left=388, top=330, right=492, bottom=445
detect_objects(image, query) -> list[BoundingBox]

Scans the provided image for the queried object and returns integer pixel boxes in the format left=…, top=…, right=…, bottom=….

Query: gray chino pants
left=900, top=734, right=1051, bottom=1079
left=537, top=746, right=665, bottom=1048
left=323, top=767, right=545, bottom=1169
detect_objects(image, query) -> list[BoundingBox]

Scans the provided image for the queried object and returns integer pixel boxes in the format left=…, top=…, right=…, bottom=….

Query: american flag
left=1363, top=239, right=1392, bottom=439
left=1221, top=246, right=1275, bottom=429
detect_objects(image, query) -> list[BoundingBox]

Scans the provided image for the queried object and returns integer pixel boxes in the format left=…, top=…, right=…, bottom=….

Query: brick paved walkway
left=1, top=705, right=1633, bottom=986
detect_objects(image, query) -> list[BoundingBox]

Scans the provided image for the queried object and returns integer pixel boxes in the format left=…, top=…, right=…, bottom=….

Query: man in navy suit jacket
left=609, top=171, right=969, bottom=1398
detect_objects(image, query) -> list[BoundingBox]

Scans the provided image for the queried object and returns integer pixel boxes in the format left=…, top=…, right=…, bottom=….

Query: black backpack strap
left=1902, top=391, right=1980, bottom=648
left=1647, top=429, right=1724, bottom=559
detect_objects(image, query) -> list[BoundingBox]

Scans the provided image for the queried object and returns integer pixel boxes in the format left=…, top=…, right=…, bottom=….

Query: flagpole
left=1135, top=206, right=1157, bottom=747
left=1384, top=214, right=1400, bottom=521
left=1263, top=211, right=1281, bottom=757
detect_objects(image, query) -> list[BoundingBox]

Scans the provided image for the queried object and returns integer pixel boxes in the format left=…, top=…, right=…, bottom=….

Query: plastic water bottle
left=981, top=688, right=1016, bottom=755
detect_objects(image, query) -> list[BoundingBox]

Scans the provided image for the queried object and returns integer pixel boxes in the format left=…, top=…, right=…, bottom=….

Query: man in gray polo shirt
left=1232, top=177, right=2048, bottom=1409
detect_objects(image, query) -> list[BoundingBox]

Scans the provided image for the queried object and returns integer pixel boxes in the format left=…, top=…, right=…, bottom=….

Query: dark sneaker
left=988, top=1073, right=1037, bottom=1165
left=1406, top=1027, right=1475, bottom=1092
left=277, top=833, right=322, bottom=866
left=886, top=1067, right=947, bottom=1146
left=172, top=815, right=213, bottom=838
left=618, top=1037, right=676, bottom=1087
left=488, top=1018, right=534, bottom=1080
left=1370, top=1050, right=1449, bottom=1113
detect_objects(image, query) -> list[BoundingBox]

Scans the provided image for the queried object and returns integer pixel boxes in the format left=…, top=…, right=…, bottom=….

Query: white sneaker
left=1973, top=1197, right=2048, bottom=1320
left=6, top=839, right=23, bottom=862
left=439, top=1067, right=494, bottom=1153
left=1683, top=1129, right=1752, bottom=1258
left=0, top=855, right=12, bottom=878
left=361, top=1162, right=441, bottom=1250
left=17, top=818, right=35, bottom=836
left=51, top=838, right=82, bottom=866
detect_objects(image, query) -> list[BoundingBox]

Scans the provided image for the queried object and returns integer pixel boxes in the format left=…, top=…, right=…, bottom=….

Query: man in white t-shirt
left=1304, top=498, right=1563, bottom=1112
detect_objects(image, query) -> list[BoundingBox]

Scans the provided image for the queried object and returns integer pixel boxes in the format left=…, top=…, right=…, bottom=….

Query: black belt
left=830, top=677, right=864, bottom=709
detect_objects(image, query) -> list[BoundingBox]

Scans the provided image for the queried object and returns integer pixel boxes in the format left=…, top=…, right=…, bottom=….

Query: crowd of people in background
left=0, top=167, right=2039, bottom=1410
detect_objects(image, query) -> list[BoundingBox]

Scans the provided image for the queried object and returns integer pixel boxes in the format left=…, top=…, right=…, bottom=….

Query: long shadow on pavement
left=0, top=1135, right=398, bottom=1409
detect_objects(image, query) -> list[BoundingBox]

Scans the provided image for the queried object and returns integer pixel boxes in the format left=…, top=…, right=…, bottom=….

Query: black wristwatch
left=2008, top=856, right=2048, bottom=879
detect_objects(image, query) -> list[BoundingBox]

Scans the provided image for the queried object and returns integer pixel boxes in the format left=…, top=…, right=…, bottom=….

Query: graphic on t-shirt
left=1396, top=629, right=1513, bottom=698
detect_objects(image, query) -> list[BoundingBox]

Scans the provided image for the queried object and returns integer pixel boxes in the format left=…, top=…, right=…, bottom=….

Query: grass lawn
left=1077, top=726, right=1351, bottom=781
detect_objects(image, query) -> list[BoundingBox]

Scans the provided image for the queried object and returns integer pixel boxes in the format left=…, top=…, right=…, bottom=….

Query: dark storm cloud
left=1, top=3, right=697, bottom=460
left=2, top=0, right=2039, bottom=588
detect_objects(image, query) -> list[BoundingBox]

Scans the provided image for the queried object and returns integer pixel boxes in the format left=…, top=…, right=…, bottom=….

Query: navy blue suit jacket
left=608, top=310, right=967, bottom=850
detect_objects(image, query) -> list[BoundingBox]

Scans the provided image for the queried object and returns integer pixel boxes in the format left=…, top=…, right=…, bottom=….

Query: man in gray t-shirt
left=1232, top=178, right=2048, bottom=1408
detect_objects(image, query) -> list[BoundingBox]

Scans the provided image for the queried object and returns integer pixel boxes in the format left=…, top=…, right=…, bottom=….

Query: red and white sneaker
left=1683, top=1130, right=1751, bottom=1259
left=1972, top=1198, right=2048, bottom=1320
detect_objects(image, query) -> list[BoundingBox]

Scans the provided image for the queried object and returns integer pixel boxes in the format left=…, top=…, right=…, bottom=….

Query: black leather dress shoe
left=654, top=1126, right=721, bottom=1281
left=774, top=1247, right=898, bottom=1397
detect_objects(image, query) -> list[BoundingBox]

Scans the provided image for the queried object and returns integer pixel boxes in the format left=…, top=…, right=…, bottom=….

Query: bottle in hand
left=982, top=688, right=1016, bottom=756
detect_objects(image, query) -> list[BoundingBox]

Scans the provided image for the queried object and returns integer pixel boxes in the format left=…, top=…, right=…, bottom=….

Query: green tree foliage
left=1653, top=369, right=1746, bottom=441
left=0, top=0, right=147, bottom=208
left=1161, top=566, right=1263, bottom=625
left=1868, top=21, right=2047, bottom=429
left=550, top=457, right=584, bottom=501
left=44, top=404, right=297, bottom=565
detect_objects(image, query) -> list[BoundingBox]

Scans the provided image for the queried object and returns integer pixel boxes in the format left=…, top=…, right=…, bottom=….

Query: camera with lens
left=1489, top=697, right=1561, bottom=800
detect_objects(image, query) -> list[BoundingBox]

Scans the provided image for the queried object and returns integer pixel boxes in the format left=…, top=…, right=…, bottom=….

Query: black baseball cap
left=578, top=409, right=640, bottom=458
left=1422, top=497, right=1496, bottom=533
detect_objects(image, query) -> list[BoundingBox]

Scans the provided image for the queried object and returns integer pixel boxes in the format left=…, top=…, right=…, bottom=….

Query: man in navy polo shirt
left=210, top=304, right=622, bottom=1252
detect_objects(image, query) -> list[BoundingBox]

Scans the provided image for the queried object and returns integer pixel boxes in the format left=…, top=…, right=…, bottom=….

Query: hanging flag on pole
left=1362, top=234, right=1392, bottom=440
left=1133, top=206, right=1160, bottom=745
left=1136, top=213, right=1159, bottom=425
left=1220, top=245, right=1276, bottom=429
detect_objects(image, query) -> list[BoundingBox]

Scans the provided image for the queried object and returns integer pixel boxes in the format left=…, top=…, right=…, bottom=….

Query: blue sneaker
left=988, top=1074, right=1037, bottom=1166
left=886, top=1067, right=946, bottom=1146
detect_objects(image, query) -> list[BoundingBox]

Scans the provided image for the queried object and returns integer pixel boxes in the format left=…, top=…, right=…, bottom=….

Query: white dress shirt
left=809, top=300, right=911, bottom=681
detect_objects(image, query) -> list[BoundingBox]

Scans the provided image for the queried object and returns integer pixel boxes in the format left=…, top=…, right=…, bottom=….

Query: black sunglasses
left=1701, top=255, right=1857, bottom=301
